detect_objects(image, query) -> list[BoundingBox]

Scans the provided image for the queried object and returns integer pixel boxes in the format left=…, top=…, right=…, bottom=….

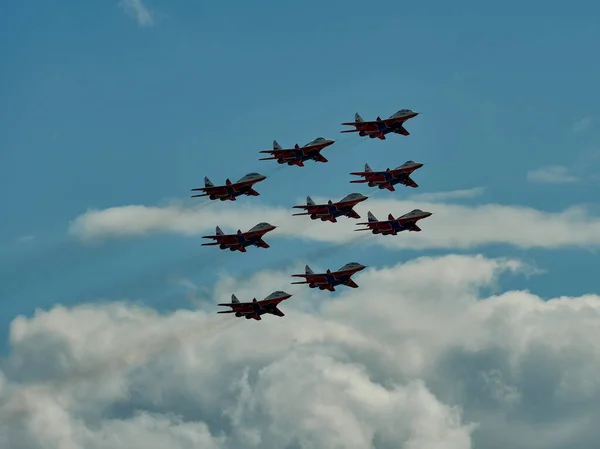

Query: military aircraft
left=259, top=137, right=335, bottom=167
left=290, top=262, right=366, bottom=292
left=217, top=291, right=292, bottom=320
left=191, top=173, right=267, bottom=201
left=355, top=209, right=433, bottom=234
left=292, top=193, right=368, bottom=223
left=350, top=161, right=423, bottom=191
left=201, top=222, right=277, bottom=252
left=340, top=109, right=419, bottom=140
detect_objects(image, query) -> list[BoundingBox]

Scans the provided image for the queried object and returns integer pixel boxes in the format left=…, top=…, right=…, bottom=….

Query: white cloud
left=406, top=186, right=485, bottom=201
left=526, top=165, right=579, bottom=184
left=2, top=254, right=600, bottom=448
left=118, top=0, right=153, bottom=27
left=68, top=195, right=600, bottom=249
left=573, top=116, right=596, bottom=133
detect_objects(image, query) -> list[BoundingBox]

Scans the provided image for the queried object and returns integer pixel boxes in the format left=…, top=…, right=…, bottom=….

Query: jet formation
left=190, top=108, right=432, bottom=320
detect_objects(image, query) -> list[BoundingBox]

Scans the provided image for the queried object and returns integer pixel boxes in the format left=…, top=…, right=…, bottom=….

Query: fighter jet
left=292, top=193, right=368, bottom=223
left=259, top=137, right=335, bottom=167
left=350, top=161, right=424, bottom=191
left=290, top=262, right=366, bottom=292
left=355, top=209, right=433, bottom=234
left=217, top=291, right=292, bottom=320
left=341, top=109, right=419, bottom=140
left=201, top=222, right=277, bottom=252
left=191, top=172, right=267, bottom=201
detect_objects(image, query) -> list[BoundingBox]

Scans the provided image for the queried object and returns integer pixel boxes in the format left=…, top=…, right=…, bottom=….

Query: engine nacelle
left=209, top=195, right=216, bottom=200
left=219, top=244, right=226, bottom=249
left=235, top=312, right=242, bottom=317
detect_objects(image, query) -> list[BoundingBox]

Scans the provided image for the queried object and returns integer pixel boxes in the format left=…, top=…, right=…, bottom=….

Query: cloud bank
left=1, top=254, right=600, bottom=448
left=68, top=193, right=600, bottom=249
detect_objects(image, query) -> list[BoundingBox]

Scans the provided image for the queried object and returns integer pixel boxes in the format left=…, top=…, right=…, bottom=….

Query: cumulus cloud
left=526, top=165, right=579, bottom=184
left=1, top=254, right=600, bottom=448
left=118, top=0, right=153, bottom=27
left=68, top=194, right=600, bottom=249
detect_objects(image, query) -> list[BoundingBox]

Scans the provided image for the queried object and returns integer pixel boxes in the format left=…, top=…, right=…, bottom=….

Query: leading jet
left=290, top=262, right=366, bottom=292
left=350, top=161, right=424, bottom=191
left=341, top=109, right=419, bottom=140
left=259, top=137, right=335, bottom=167
left=217, top=291, right=292, bottom=321
left=292, top=193, right=368, bottom=223
left=201, top=222, right=277, bottom=252
left=355, top=209, right=433, bottom=234
left=191, top=172, right=267, bottom=201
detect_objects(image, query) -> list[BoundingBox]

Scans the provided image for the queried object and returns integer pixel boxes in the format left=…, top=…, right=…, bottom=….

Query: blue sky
left=2, top=0, right=600, bottom=347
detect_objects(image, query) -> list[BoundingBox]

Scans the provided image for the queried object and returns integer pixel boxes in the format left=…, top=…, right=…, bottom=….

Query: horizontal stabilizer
left=200, top=242, right=219, bottom=246
left=217, top=310, right=236, bottom=314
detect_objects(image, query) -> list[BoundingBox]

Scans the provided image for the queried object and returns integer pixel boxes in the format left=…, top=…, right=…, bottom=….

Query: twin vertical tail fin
left=355, top=112, right=364, bottom=123
left=368, top=211, right=378, bottom=222
left=273, top=140, right=282, bottom=150
left=364, top=163, right=372, bottom=172
left=215, top=226, right=224, bottom=236
left=204, top=177, right=214, bottom=188
left=305, top=265, right=314, bottom=275
left=231, top=294, right=240, bottom=304
left=306, top=196, right=315, bottom=206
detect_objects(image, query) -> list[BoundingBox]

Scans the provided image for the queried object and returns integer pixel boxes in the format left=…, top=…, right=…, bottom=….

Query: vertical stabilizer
left=364, top=163, right=372, bottom=172
left=305, top=265, right=314, bottom=274
left=215, top=226, right=224, bottom=235
left=231, top=294, right=240, bottom=303
left=355, top=112, right=364, bottom=123
left=273, top=140, right=282, bottom=150
left=204, top=177, right=214, bottom=188
left=368, top=211, right=378, bottom=222
left=306, top=196, right=315, bottom=206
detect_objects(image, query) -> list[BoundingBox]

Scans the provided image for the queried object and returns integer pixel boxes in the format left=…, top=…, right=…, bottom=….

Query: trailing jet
left=355, top=209, right=433, bottom=234
left=350, top=161, right=423, bottom=191
left=290, top=262, right=366, bottom=292
left=292, top=193, right=368, bottom=223
left=341, top=109, right=419, bottom=140
left=259, top=137, right=335, bottom=167
left=191, top=173, right=267, bottom=201
left=201, top=222, right=277, bottom=252
left=217, top=291, right=292, bottom=321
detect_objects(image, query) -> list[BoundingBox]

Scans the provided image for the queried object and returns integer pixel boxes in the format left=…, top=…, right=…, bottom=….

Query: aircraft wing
left=217, top=302, right=253, bottom=312
left=268, top=307, right=285, bottom=317
left=407, top=223, right=422, bottom=232
left=345, top=209, right=360, bottom=219
left=290, top=273, right=327, bottom=284
left=402, top=177, right=419, bottom=188
left=259, top=149, right=298, bottom=158
left=292, top=204, right=323, bottom=210
left=344, top=279, right=359, bottom=288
